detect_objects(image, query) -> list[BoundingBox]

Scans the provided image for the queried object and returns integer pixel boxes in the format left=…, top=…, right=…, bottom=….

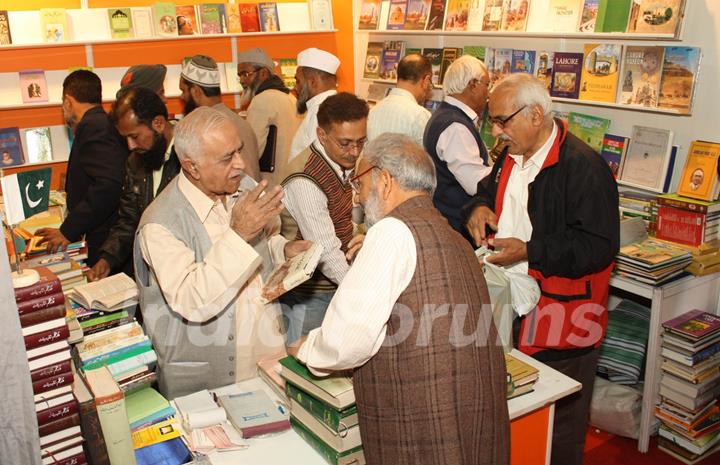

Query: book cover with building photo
left=536, top=51, right=554, bottom=91
left=619, top=46, right=664, bottom=107
left=578, top=43, right=622, bottom=103
left=658, top=46, right=701, bottom=114
left=511, top=49, right=535, bottom=75
left=483, top=0, right=504, bottom=31
left=363, top=42, right=384, bottom=80
left=0, top=10, right=12, bottom=45
left=387, top=0, right=408, bottom=30
left=578, top=0, right=600, bottom=32
left=501, top=0, right=531, bottom=32
left=626, top=0, right=684, bottom=35
left=550, top=52, right=583, bottom=99
left=404, top=0, right=432, bottom=30
left=358, top=0, right=382, bottom=30
left=445, top=0, right=470, bottom=31
left=379, top=41, right=405, bottom=80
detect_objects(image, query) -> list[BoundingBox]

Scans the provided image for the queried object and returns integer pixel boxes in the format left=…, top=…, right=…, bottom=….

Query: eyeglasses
left=327, top=134, right=367, bottom=153
left=488, top=105, right=527, bottom=129
left=348, top=165, right=379, bottom=191
left=237, top=69, right=258, bottom=79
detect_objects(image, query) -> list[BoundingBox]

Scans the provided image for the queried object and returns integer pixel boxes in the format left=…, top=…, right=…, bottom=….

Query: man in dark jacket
left=87, top=87, right=179, bottom=281
left=462, top=73, right=619, bottom=465
left=37, top=70, right=127, bottom=266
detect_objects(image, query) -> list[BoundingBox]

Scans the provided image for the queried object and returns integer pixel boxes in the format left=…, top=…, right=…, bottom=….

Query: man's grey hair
left=491, top=73, right=553, bottom=118
left=174, top=107, right=234, bottom=162
left=443, top=55, right=488, bottom=95
left=361, top=133, right=436, bottom=195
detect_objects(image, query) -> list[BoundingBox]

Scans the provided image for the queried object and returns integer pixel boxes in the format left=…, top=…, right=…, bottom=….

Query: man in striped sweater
left=281, top=93, right=369, bottom=344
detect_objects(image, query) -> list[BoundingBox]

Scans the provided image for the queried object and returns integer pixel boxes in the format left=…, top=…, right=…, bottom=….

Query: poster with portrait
left=676, top=141, right=720, bottom=202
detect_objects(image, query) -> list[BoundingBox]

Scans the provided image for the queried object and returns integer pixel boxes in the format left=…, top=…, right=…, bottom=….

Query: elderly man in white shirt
left=367, top=53, right=433, bottom=147
left=422, top=55, right=491, bottom=241
left=134, top=107, right=310, bottom=399
left=289, top=48, right=340, bottom=162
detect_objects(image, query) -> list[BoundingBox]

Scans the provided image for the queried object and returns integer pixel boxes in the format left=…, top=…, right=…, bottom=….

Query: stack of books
left=656, top=194, right=720, bottom=247
left=279, top=356, right=365, bottom=465
left=619, top=189, right=658, bottom=234
left=14, top=267, right=87, bottom=465
left=505, top=352, right=539, bottom=399
left=22, top=241, right=89, bottom=293
left=616, top=238, right=693, bottom=285
left=656, top=310, right=720, bottom=464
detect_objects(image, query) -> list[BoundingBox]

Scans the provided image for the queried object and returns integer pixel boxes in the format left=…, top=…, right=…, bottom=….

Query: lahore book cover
left=482, top=0, right=504, bottom=31
left=578, top=0, right=599, bottom=32
left=258, top=2, right=280, bottom=32
left=578, top=43, right=622, bottom=103
left=550, top=52, right=583, bottom=99
left=422, top=48, right=443, bottom=85
left=153, top=2, right=178, bottom=37
left=175, top=5, right=199, bottom=35
left=260, top=242, right=323, bottom=303
left=225, top=3, right=242, bottom=33
left=426, top=0, right=447, bottom=30
left=445, top=0, right=470, bottom=31
left=536, top=51, right=554, bottom=91
left=131, top=7, right=155, bottom=39
left=663, top=310, right=720, bottom=341
left=19, top=70, right=49, bottom=104
left=567, top=112, right=611, bottom=153
left=547, top=0, right=582, bottom=32
left=0, top=127, right=24, bottom=167
left=0, top=10, right=12, bottom=45
left=379, top=41, right=405, bottom=80
left=387, top=0, right=408, bottom=30
left=658, top=46, right=701, bottom=114
left=200, top=4, right=225, bottom=34
left=676, top=141, right=720, bottom=202
left=501, top=0, right=530, bottom=32
left=600, top=133, right=628, bottom=178
left=619, top=45, right=665, bottom=106
left=239, top=3, right=261, bottom=32
left=108, top=8, right=134, bottom=40
left=40, top=8, right=68, bottom=43
left=511, top=49, right=535, bottom=74
left=364, top=42, right=384, bottom=80
left=627, top=0, right=684, bottom=35
left=404, top=0, right=432, bottom=30
left=358, top=0, right=382, bottom=30
left=489, top=48, right=512, bottom=87
left=595, top=0, right=632, bottom=32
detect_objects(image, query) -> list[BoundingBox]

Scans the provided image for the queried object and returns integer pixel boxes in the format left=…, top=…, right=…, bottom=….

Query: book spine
left=33, top=370, right=74, bottom=396
left=290, top=417, right=343, bottom=465
left=37, top=399, right=79, bottom=426
left=285, top=382, right=344, bottom=432
left=94, top=396, right=137, bottom=465
left=81, top=340, right=151, bottom=367
left=16, top=292, right=66, bottom=316
left=19, top=304, right=66, bottom=327
left=82, top=345, right=154, bottom=372
left=38, top=412, right=81, bottom=438
left=82, top=316, right=135, bottom=336
left=31, top=358, right=72, bottom=382
left=77, top=396, right=111, bottom=465
left=47, top=450, right=87, bottom=465
left=14, top=278, right=62, bottom=302
left=24, top=324, right=70, bottom=350
left=657, top=196, right=709, bottom=214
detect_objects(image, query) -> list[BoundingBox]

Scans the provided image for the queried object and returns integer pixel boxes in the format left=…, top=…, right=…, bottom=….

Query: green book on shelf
left=567, top=112, right=611, bottom=153
left=285, top=382, right=358, bottom=433
left=595, top=0, right=631, bottom=32
left=290, top=416, right=365, bottom=465
left=124, top=387, right=173, bottom=429
left=108, top=8, right=134, bottom=39
left=278, top=356, right=354, bottom=410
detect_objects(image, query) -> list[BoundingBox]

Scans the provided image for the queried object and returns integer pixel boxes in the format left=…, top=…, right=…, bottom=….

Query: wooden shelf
left=356, top=29, right=681, bottom=42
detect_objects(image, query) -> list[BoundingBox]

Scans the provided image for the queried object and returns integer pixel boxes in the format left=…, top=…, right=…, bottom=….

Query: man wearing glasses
left=423, top=55, right=491, bottom=242
left=462, top=73, right=619, bottom=465
left=236, top=48, right=301, bottom=185
left=281, top=93, right=369, bottom=344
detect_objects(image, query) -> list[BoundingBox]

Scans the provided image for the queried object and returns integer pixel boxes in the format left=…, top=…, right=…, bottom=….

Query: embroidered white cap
left=181, top=55, right=220, bottom=87
left=297, top=48, right=340, bottom=75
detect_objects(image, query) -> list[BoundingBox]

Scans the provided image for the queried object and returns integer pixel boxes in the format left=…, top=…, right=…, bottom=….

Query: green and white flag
left=1, top=168, right=52, bottom=225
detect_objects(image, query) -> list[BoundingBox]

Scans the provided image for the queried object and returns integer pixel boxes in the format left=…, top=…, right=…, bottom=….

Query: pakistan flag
left=1, top=167, right=52, bottom=225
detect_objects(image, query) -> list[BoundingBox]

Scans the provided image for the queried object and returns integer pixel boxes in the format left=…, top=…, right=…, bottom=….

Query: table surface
left=193, top=351, right=581, bottom=464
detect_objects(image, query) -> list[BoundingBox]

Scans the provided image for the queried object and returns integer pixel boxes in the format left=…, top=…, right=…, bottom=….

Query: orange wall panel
left=0, top=46, right=87, bottom=73
left=0, top=107, right=65, bottom=129
left=93, top=37, right=233, bottom=67
left=5, top=1, right=80, bottom=10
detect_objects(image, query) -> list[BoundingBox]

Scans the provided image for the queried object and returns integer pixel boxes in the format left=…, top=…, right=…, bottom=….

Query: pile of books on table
left=22, top=241, right=89, bottom=292
left=655, top=309, right=720, bottom=464
left=13, top=267, right=87, bottom=465
left=279, top=356, right=365, bottom=465
left=616, top=237, right=693, bottom=285
left=505, top=352, right=539, bottom=399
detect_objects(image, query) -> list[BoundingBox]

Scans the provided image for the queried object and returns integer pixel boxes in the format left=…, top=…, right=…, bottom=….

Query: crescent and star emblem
left=25, top=179, right=44, bottom=208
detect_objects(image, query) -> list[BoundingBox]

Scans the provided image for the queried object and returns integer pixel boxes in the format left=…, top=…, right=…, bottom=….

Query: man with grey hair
left=236, top=48, right=301, bottom=184
left=288, top=133, right=509, bottom=465
left=422, top=55, right=491, bottom=242
left=462, top=73, right=619, bottom=465
left=134, top=106, right=311, bottom=399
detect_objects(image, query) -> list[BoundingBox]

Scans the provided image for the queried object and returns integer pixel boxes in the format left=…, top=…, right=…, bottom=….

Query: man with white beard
left=288, top=133, right=509, bottom=465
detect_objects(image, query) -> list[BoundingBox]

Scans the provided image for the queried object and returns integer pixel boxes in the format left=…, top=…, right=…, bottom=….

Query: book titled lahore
left=259, top=242, right=323, bottom=304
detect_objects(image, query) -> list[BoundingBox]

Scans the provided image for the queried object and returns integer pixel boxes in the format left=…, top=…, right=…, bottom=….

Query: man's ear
left=151, top=115, right=166, bottom=134
left=180, top=158, right=200, bottom=180
left=380, top=169, right=393, bottom=200
left=189, top=84, right=203, bottom=103
left=316, top=125, right=327, bottom=145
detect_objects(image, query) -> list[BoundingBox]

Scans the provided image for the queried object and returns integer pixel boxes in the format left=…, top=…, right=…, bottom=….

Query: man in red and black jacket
left=461, top=74, right=619, bottom=465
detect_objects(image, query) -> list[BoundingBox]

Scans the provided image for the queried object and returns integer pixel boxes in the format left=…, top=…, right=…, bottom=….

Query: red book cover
left=175, top=5, right=198, bottom=35
left=33, top=370, right=74, bottom=396
left=24, top=324, right=70, bottom=350
left=38, top=413, right=81, bottom=442
left=31, top=358, right=72, bottom=383
left=37, top=398, right=79, bottom=426
left=14, top=267, right=61, bottom=303
left=47, top=449, right=86, bottom=465
left=656, top=206, right=706, bottom=246
left=19, top=304, right=66, bottom=328
left=16, top=291, right=65, bottom=316
left=663, top=310, right=720, bottom=340
left=239, top=3, right=260, bottom=32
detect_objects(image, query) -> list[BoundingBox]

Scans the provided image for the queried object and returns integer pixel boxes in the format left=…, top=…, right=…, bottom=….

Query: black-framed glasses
left=328, top=134, right=367, bottom=154
left=488, top=105, right=527, bottom=129
left=237, top=68, right=258, bottom=79
left=348, top=165, right=379, bottom=191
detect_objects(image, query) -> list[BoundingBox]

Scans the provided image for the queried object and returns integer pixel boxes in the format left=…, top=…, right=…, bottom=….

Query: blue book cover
left=0, top=127, right=25, bottom=167
left=135, top=437, right=190, bottom=465
left=511, top=50, right=536, bottom=75
left=550, top=52, right=584, bottom=99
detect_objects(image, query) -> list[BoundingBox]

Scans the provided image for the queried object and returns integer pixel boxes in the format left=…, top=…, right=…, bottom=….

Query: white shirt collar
left=388, top=87, right=417, bottom=102
left=509, top=121, right=558, bottom=169
left=312, top=141, right=353, bottom=181
left=444, top=96, right=478, bottom=122
left=306, top=89, right=338, bottom=112
left=178, top=171, right=227, bottom=223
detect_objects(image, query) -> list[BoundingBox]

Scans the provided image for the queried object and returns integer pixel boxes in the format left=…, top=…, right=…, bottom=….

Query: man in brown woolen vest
left=289, top=133, right=510, bottom=465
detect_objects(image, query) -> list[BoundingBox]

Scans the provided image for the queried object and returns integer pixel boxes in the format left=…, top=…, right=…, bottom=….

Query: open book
left=260, top=242, right=323, bottom=304
left=67, top=272, right=138, bottom=312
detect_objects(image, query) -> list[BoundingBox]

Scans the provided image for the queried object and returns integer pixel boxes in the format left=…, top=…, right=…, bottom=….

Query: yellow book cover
left=132, top=418, right=181, bottom=449
left=578, top=43, right=622, bottom=103
left=40, top=8, right=68, bottom=43
left=676, top=141, right=720, bottom=202
left=226, top=3, right=242, bottom=33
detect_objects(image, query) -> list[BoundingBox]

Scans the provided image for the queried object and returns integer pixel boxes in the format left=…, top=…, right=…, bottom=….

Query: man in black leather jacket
left=87, top=87, right=179, bottom=281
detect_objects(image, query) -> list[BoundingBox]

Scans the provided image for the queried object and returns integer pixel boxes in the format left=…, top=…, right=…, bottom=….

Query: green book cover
left=290, top=417, right=365, bottom=465
left=124, top=387, right=171, bottom=426
left=595, top=0, right=631, bottom=32
left=108, top=8, right=133, bottom=39
left=82, top=340, right=152, bottom=371
left=285, top=382, right=358, bottom=433
left=404, top=47, right=422, bottom=57
left=79, top=310, right=130, bottom=329
left=567, top=112, right=611, bottom=153
left=463, top=45, right=486, bottom=61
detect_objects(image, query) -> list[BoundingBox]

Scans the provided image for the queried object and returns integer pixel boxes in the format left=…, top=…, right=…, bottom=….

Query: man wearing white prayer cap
left=288, top=48, right=340, bottom=162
